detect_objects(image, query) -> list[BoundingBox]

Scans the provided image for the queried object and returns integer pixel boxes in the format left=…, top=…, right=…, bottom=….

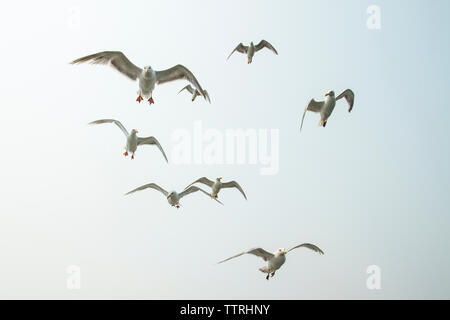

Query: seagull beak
left=283, top=251, right=287, bottom=254
left=325, top=93, right=329, bottom=97
left=136, top=130, right=139, bottom=134
left=145, top=69, right=149, bottom=73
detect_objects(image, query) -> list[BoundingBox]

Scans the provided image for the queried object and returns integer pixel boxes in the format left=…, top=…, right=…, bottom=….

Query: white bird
left=185, top=177, right=247, bottom=200
left=125, top=183, right=223, bottom=209
left=300, top=89, right=355, bottom=131
left=218, top=243, right=324, bottom=280
left=88, top=119, right=168, bottom=162
left=178, top=85, right=211, bottom=103
left=227, top=40, right=278, bottom=64
left=71, top=51, right=208, bottom=104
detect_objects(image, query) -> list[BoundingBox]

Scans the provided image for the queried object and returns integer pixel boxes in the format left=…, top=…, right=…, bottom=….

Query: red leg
left=148, top=97, right=154, bottom=104
left=266, top=274, right=270, bottom=280
left=123, top=151, right=128, bottom=157
left=131, top=154, right=135, bottom=160
left=136, top=96, right=143, bottom=103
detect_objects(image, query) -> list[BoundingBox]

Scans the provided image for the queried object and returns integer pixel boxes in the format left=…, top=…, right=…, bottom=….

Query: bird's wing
left=287, top=243, right=324, bottom=255
left=125, top=183, right=168, bottom=197
left=336, top=89, right=355, bottom=112
left=254, top=40, right=278, bottom=55
left=184, top=177, right=215, bottom=189
left=203, top=90, right=211, bottom=103
left=218, top=247, right=274, bottom=264
left=178, top=85, right=195, bottom=95
left=88, top=119, right=129, bottom=137
left=227, top=43, right=248, bottom=60
left=70, top=51, right=142, bottom=81
left=137, top=136, right=168, bottom=163
left=179, top=186, right=223, bottom=205
left=155, top=65, right=207, bottom=100
left=300, top=99, right=325, bottom=132
left=220, top=181, right=247, bottom=200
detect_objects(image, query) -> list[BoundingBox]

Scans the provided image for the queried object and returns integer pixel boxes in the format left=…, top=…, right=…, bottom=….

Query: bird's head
left=144, top=66, right=152, bottom=73
left=217, top=177, right=222, bottom=182
left=167, top=191, right=176, bottom=199
left=130, top=129, right=139, bottom=135
left=277, top=248, right=287, bottom=256
left=325, top=90, right=335, bottom=98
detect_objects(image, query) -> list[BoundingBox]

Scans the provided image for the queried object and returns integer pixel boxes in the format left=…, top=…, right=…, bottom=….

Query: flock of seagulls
left=125, top=183, right=223, bottom=209
left=178, top=85, right=211, bottom=103
left=88, top=119, right=168, bottom=161
left=218, top=244, right=324, bottom=280
left=71, top=51, right=208, bottom=105
left=227, top=40, right=278, bottom=64
left=185, top=177, right=247, bottom=200
left=301, top=89, right=355, bottom=131
left=71, top=39, right=355, bottom=281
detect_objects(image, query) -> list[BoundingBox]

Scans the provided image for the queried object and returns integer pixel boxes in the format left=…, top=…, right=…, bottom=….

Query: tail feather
left=259, top=266, right=270, bottom=274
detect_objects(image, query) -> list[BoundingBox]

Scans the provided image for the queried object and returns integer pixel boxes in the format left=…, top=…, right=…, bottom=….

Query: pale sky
left=0, top=0, right=449, bottom=299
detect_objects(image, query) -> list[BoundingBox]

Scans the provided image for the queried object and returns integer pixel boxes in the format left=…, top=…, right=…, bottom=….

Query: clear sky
left=0, top=0, right=449, bottom=299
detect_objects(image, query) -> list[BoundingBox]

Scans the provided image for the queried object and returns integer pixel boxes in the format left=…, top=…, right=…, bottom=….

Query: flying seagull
left=125, top=183, right=223, bottom=209
left=185, top=177, right=247, bottom=200
left=300, top=89, right=355, bottom=131
left=178, top=85, right=211, bottom=103
left=218, top=243, right=324, bottom=280
left=88, top=119, right=168, bottom=162
left=227, top=40, right=278, bottom=64
left=71, top=51, right=208, bottom=104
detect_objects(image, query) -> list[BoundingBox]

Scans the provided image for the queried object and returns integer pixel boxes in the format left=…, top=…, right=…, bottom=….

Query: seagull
left=178, top=85, right=211, bottom=103
left=300, top=89, right=355, bottom=131
left=88, top=119, right=168, bottom=162
left=125, top=183, right=223, bottom=209
left=71, top=51, right=208, bottom=104
left=218, top=243, right=324, bottom=280
left=185, top=177, right=247, bottom=200
left=227, top=40, right=278, bottom=64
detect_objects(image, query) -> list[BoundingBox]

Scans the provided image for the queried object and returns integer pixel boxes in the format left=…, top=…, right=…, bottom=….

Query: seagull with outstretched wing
left=71, top=51, right=209, bottom=104
left=185, top=177, right=247, bottom=200
left=218, top=243, right=324, bottom=280
left=125, top=183, right=223, bottom=209
left=300, top=89, right=355, bottom=131
left=178, top=85, right=210, bottom=103
left=88, top=119, right=168, bottom=162
left=227, top=40, right=278, bottom=64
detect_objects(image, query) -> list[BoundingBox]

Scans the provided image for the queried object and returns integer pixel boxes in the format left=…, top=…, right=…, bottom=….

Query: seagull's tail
left=259, top=266, right=270, bottom=274
left=319, top=119, right=327, bottom=127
